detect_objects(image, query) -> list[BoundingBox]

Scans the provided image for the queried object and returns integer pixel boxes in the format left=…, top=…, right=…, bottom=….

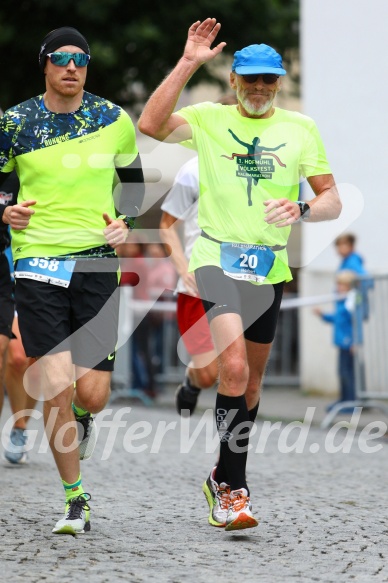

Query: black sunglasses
left=241, top=74, right=279, bottom=85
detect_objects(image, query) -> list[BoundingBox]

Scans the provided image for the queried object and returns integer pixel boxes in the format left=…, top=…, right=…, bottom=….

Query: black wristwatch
left=117, top=215, right=136, bottom=230
left=295, top=201, right=311, bottom=222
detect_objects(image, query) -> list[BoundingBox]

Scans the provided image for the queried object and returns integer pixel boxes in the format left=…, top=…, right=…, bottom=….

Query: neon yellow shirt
left=176, top=103, right=332, bottom=283
left=0, top=92, right=138, bottom=260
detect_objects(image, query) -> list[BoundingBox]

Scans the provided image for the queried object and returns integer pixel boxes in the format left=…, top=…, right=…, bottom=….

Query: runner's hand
left=2, top=200, right=36, bottom=230
left=181, top=272, right=199, bottom=297
left=103, top=213, right=129, bottom=248
left=263, top=198, right=302, bottom=228
left=182, top=18, right=226, bottom=66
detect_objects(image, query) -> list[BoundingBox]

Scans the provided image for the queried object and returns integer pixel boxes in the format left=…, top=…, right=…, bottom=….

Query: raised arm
left=138, top=18, right=226, bottom=143
left=264, top=143, right=287, bottom=152
left=228, top=128, right=249, bottom=148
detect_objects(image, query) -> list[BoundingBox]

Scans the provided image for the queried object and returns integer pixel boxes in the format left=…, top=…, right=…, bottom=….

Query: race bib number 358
left=15, top=257, right=76, bottom=288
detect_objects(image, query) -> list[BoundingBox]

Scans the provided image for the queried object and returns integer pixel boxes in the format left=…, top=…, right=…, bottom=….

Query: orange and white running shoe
left=225, top=488, right=259, bottom=531
left=202, top=467, right=231, bottom=527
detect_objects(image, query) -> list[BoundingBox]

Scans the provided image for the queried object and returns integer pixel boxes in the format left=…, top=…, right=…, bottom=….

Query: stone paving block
left=1, top=396, right=388, bottom=582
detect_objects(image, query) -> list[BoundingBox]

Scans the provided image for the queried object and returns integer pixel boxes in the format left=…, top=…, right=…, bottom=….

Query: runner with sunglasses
left=0, top=27, right=144, bottom=535
left=139, top=19, right=341, bottom=531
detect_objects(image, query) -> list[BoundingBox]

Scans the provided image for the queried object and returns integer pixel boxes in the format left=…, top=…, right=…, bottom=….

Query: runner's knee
left=219, top=356, right=249, bottom=391
left=76, top=383, right=111, bottom=414
left=195, top=366, right=218, bottom=389
left=6, top=347, right=28, bottom=371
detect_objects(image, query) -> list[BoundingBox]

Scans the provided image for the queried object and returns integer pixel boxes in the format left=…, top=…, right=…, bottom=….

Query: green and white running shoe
left=52, top=494, right=91, bottom=535
left=76, top=413, right=97, bottom=460
left=202, top=466, right=230, bottom=527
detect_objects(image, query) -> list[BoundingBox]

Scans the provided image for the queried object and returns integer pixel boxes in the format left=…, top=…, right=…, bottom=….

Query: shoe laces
left=230, top=491, right=248, bottom=512
left=66, top=493, right=91, bottom=520
left=216, top=484, right=231, bottom=511
left=77, top=414, right=92, bottom=438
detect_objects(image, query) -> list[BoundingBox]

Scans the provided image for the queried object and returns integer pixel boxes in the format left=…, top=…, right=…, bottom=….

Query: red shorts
left=177, top=293, right=214, bottom=356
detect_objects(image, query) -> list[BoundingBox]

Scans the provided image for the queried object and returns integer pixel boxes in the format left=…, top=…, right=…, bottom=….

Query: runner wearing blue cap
left=139, top=18, right=341, bottom=531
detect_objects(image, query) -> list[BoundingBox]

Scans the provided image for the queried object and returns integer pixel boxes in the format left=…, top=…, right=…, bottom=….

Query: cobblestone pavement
left=1, top=396, right=388, bottom=583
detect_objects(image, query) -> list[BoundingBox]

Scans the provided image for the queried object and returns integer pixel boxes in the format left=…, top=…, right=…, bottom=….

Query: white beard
left=237, top=90, right=274, bottom=116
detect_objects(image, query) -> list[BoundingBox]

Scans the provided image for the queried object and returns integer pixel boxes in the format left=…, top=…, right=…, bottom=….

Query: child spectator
left=335, top=233, right=373, bottom=320
left=314, top=270, right=358, bottom=410
left=335, top=233, right=365, bottom=273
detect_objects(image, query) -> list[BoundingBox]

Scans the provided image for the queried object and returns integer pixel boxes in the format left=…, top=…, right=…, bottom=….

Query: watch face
left=296, top=201, right=310, bottom=220
left=123, top=216, right=135, bottom=230
left=301, top=202, right=310, bottom=215
left=302, top=205, right=311, bottom=220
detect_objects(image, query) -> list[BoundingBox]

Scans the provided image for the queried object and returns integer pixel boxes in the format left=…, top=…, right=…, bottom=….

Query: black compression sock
left=214, top=393, right=251, bottom=492
left=248, top=402, right=260, bottom=423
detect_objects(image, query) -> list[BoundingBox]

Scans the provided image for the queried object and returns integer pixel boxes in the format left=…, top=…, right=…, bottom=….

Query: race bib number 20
left=220, top=243, right=276, bottom=283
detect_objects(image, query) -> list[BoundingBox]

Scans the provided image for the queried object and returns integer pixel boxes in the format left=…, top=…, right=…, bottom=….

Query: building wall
left=300, top=0, right=388, bottom=393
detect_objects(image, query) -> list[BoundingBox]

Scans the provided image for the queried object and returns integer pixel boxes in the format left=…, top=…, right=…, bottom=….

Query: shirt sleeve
left=299, top=118, right=331, bottom=178
left=0, top=113, right=16, bottom=173
left=161, top=158, right=199, bottom=219
left=322, top=313, right=335, bottom=323
left=342, top=254, right=365, bottom=274
left=174, top=102, right=214, bottom=150
left=114, top=109, right=139, bottom=168
left=0, top=170, right=19, bottom=247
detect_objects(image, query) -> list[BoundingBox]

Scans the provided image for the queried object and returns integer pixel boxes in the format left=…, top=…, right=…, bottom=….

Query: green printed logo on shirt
left=221, top=129, right=287, bottom=206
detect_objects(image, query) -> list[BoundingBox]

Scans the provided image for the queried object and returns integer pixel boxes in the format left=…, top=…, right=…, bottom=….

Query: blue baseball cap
left=232, top=44, right=286, bottom=76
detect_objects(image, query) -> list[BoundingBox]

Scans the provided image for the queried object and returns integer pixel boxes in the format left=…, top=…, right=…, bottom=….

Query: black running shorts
left=195, top=265, right=284, bottom=344
left=0, top=253, right=14, bottom=339
left=15, top=259, right=120, bottom=371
